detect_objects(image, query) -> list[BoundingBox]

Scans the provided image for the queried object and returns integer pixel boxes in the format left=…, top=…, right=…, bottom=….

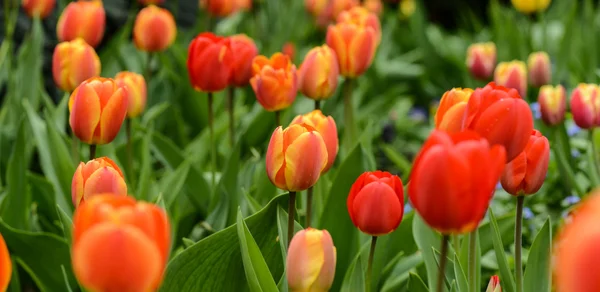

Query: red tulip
left=570, top=83, right=600, bottom=129
left=229, top=34, right=258, bottom=87
left=466, top=42, right=496, bottom=80
left=0, top=233, right=10, bottom=292
left=22, top=0, right=56, bottom=18
left=527, top=52, right=551, bottom=87
left=187, top=32, right=233, bottom=92
left=501, top=130, right=550, bottom=196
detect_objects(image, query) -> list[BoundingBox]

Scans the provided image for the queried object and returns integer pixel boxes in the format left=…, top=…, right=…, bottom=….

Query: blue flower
left=564, top=195, right=580, bottom=205
left=530, top=102, right=541, bottom=120
left=496, top=181, right=503, bottom=190
left=523, top=207, right=534, bottom=220
left=572, top=149, right=581, bottom=158
left=567, top=124, right=582, bottom=136
left=404, top=202, right=413, bottom=213
left=409, top=107, right=427, bottom=122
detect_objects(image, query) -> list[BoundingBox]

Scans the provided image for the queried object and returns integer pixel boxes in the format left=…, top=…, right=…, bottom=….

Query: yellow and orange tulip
left=52, top=38, right=101, bottom=92
left=71, top=157, right=127, bottom=207
left=570, top=83, right=600, bottom=129
left=57, top=0, right=105, bottom=48
left=538, top=85, right=566, bottom=126
left=298, top=45, right=339, bottom=100
left=133, top=5, right=177, bottom=52
left=494, top=60, right=528, bottom=99
left=286, top=228, right=336, bottom=292
left=466, top=42, right=496, bottom=80
left=290, top=110, right=338, bottom=173
left=250, top=53, right=298, bottom=112
left=434, top=88, right=473, bottom=132
left=115, top=71, right=147, bottom=118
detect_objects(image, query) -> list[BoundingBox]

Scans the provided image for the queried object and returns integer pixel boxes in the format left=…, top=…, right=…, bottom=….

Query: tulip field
left=3, top=0, right=600, bottom=291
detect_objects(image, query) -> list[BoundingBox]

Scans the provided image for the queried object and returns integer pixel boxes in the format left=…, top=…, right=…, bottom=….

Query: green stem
left=89, top=144, right=96, bottom=160
left=306, top=186, right=313, bottom=227
left=275, top=110, right=281, bottom=127
left=287, top=191, right=297, bottom=248
left=314, top=100, right=321, bottom=110
left=366, top=236, right=378, bottom=292
left=208, top=92, right=216, bottom=188
left=227, top=87, right=235, bottom=147
left=343, top=78, right=355, bottom=146
left=515, top=196, right=524, bottom=292
left=126, top=118, right=134, bottom=188
left=553, top=126, right=585, bottom=196
left=437, top=235, right=450, bottom=292
left=589, top=129, right=600, bottom=186
left=468, top=231, right=477, bottom=292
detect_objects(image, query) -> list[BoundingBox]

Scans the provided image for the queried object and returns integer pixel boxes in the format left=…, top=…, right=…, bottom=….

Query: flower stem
left=208, top=92, right=216, bottom=188
left=287, top=191, right=297, bottom=248
left=89, top=144, right=96, bottom=160
left=343, top=78, right=355, bottom=147
left=437, top=235, right=450, bottom=292
left=306, top=186, right=313, bottom=227
left=314, top=100, right=321, bottom=110
left=366, top=236, right=378, bottom=292
left=275, top=110, right=281, bottom=127
left=589, top=129, right=600, bottom=186
left=515, top=196, right=524, bottom=292
left=468, top=231, right=477, bottom=292
left=126, top=118, right=133, bottom=177
left=227, top=87, right=235, bottom=147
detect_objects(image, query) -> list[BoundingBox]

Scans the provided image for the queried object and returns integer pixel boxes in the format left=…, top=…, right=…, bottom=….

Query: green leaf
left=275, top=206, right=303, bottom=292
left=478, top=212, right=515, bottom=254
left=523, top=218, right=552, bottom=292
left=408, top=272, right=430, bottom=292
left=488, top=209, right=516, bottom=292
left=380, top=252, right=423, bottom=292
left=60, top=266, right=74, bottom=292
left=136, top=124, right=154, bottom=200
left=453, top=254, right=468, bottom=292
left=1, top=121, right=30, bottom=229
left=56, top=204, right=73, bottom=245
left=211, top=143, right=241, bottom=228
left=340, top=241, right=369, bottom=292
left=7, top=259, right=21, bottom=292
left=413, top=213, right=441, bottom=290
left=142, top=102, right=171, bottom=127
left=236, top=209, right=279, bottom=292
left=28, top=173, right=60, bottom=234
left=459, top=231, right=481, bottom=291
left=159, top=160, right=190, bottom=209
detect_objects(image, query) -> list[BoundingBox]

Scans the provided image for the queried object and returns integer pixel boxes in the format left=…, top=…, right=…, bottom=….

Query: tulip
left=466, top=42, right=496, bottom=80
left=538, top=84, right=566, bottom=126
left=133, top=5, right=177, bottom=52
left=138, top=0, right=164, bottom=5
left=462, top=82, right=534, bottom=162
left=527, top=52, right=551, bottom=87
left=570, top=83, right=600, bottom=129
left=326, top=0, right=359, bottom=21
left=434, top=88, right=473, bottom=132
left=494, top=60, right=527, bottom=98
left=266, top=124, right=328, bottom=191
left=347, top=171, right=404, bottom=236
left=336, top=6, right=381, bottom=44
left=187, top=32, right=233, bottom=92
left=511, top=0, right=551, bottom=14
left=305, top=0, right=329, bottom=17
left=200, top=0, right=238, bottom=17
left=22, top=0, right=56, bottom=18
left=57, top=0, right=105, bottom=48
left=282, top=42, right=296, bottom=61
left=298, top=45, right=339, bottom=100
left=235, top=0, right=251, bottom=11
left=0, top=233, right=11, bottom=292
left=290, top=110, right=338, bottom=172
left=115, top=72, right=147, bottom=118
left=486, top=275, right=502, bottom=292
left=229, top=34, right=258, bottom=87
left=287, top=228, right=336, bottom=292
left=408, top=130, right=506, bottom=234
left=52, top=38, right=101, bottom=92
left=501, top=130, right=550, bottom=196
left=69, top=77, right=129, bottom=145
left=71, top=157, right=127, bottom=207
left=554, top=191, right=600, bottom=292
left=73, top=195, right=170, bottom=291
left=250, top=53, right=298, bottom=112
left=363, top=0, right=383, bottom=16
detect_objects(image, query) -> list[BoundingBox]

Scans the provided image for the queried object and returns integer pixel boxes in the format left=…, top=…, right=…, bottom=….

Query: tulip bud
left=0, top=233, right=11, bottom=292
left=527, top=52, right=551, bottom=87
left=115, top=71, right=147, bottom=118
left=327, top=0, right=359, bottom=21
left=290, top=110, right=338, bottom=172
left=409, top=130, right=506, bottom=234
left=463, top=82, right=534, bottom=162
left=73, top=195, right=170, bottom=291
left=133, top=5, right=177, bottom=52
left=336, top=6, right=381, bottom=44
left=187, top=32, right=233, bottom=92
left=266, top=124, right=328, bottom=191
left=305, top=0, right=329, bottom=17
left=250, top=53, right=298, bottom=112
left=434, top=88, right=473, bottom=132
left=287, top=228, right=336, bottom=292
left=494, top=60, right=527, bottom=98
left=570, top=83, right=600, bottom=129
left=57, top=0, right=105, bottom=48
left=282, top=42, right=296, bottom=61
left=298, top=45, right=339, bottom=100
left=69, top=77, right=129, bottom=145
left=22, top=0, right=56, bottom=18
left=538, top=84, right=566, bottom=126
left=71, top=157, right=127, bottom=207
left=138, top=0, right=164, bottom=5
left=229, top=34, right=258, bottom=87
left=200, top=0, right=238, bottom=17
left=347, top=171, right=404, bottom=236
left=501, top=130, right=549, bottom=196
left=52, top=38, right=101, bottom=92
left=466, top=42, right=496, bottom=80
left=511, top=0, right=550, bottom=14
left=486, top=275, right=502, bottom=292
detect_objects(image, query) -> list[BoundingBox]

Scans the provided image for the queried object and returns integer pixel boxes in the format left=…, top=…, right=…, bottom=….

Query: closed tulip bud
left=229, top=34, right=258, bottom=87
left=282, top=42, right=296, bottom=61
left=71, top=157, right=127, bottom=207
left=57, top=0, right=105, bottom=48
left=133, top=5, right=177, bottom=52
left=463, top=82, right=534, bottom=162
left=200, top=0, right=237, bottom=17
left=52, top=38, right=101, bottom=92
left=347, top=171, right=404, bottom=236
left=538, top=84, right=566, bottom=126
left=486, top=275, right=501, bottom=292
left=287, top=228, right=336, bottom=292
left=501, top=130, right=549, bottom=196
left=0, top=234, right=11, bottom=292
left=298, top=45, right=339, bottom=100
left=327, top=0, right=359, bottom=21
left=187, top=32, right=233, bottom=92
left=138, top=0, right=164, bottom=5
left=69, top=77, right=129, bottom=145
left=305, top=0, right=328, bottom=17
left=250, top=53, right=298, bottom=112
left=290, top=110, right=338, bottom=172
left=363, top=0, right=383, bottom=15
left=22, top=0, right=56, bottom=18
left=527, top=52, right=551, bottom=87
left=409, top=130, right=506, bottom=234
left=73, top=195, right=170, bottom=291
left=494, top=61, right=527, bottom=98
left=266, top=124, right=328, bottom=191
left=570, top=83, right=600, bottom=129
left=466, top=42, right=496, bottom=80
left=434, top=88, right=473, bottom=132
left=511, top=0, right=550, bottom=14
left=115, top=71, right=147, bottom=118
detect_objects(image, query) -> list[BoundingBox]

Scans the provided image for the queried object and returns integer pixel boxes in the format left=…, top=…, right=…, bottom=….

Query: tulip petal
left=284, top=131, right=328, bottom=191
left=72, top=162, right=86, bottom=206
left=99, top=87, right=128, bottom=144
left=352, top=182, right=403, bottom=236
left=501, top=151, right=527, bottom=195
left=523, top=136, right=549, bottom=194
left=83, top=167, right=127, bottom=202
left=287, top=230, right=324, bottom=291
left=0, top=234, right=11, bottom=292
left=70, top=84, right=101, bottom=144
left=266, top=127, right=286, bottom=190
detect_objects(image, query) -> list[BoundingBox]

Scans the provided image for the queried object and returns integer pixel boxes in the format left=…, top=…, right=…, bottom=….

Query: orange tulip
left=250, top=53, right=298, bottom=112
left=486, top=275, right=502, bottom=292
left=466, top=42, right=496, bottom=80
left=187, top=32, right=233, bottom=92
left=305, top=0, right=329, bottom=17
left=538, top=84, right=566, bottom=126
left=133, top=5, right=177, bottom=52
left=22, top=0, right=56, bottom=18
left=266, top=124, right=328, bottom=191
left=494, top=60, right=527, bottom=98
left=115, top=71, right=147, bottom=118
left=363, top=0, right=383, bottom=16
left=462, top=82, right=534, bottom=162
left=57, top=0, right=105, bottom=48
left=71, top=157, right=127, bottom=207
left=298, top=45, right=339, bottom=100
left=229, top=34, right=258, bottom=87
left=69, top=77, right=129, bottom=145
left=0, top=234, right=11, bottom=292
left=554, top=191, right=600, bottom=292
left=434, top=88, right=473, bottom=132
left=408, top=130, right=506, bottom=234
left=72, top=195, right=170, bottom=291
left=325, top=0, right=359, bottom=21
left=200, top=0, right=238, bottom=17
left=570, top=83, right=600, bottom=129
left=527, top=52, right=551, bottom=87
left=282, top=42, right=296, bottom=61
left=336, top=6, right=381, bottom=44
left=138, top=0, right=164, bottom=5
left=52, top=38, right=101, bottom=92
left=290, top=110, right=338, bottom=172
left=501, top=130, right=549, bottom=196
left=287, top=228, right=336, bottom=292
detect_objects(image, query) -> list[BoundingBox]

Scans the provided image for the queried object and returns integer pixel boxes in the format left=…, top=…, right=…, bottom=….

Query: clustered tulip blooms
left=286, top=228, right=336, bottom=292
left=133, top=5, right=177, bottom=52
left=52, top=38, right=101, bottom=93
left=538, top=84, right=566, bottom=126
left=71, top=157, right=128, bottom=207
left=501, top=130, right=550, bottom=196
left=200, top=0, right=250, bottom=17
left=0, top=234, right=10, bottom=292
left=22, top=0, right=56, bottom=18
left=57, top=0, right=105, bottom=48
left=115, top=71, right=147, bottom=118
left=570, top=83, right=600, bottom=129
left=434, top=88, right=473, bottom=132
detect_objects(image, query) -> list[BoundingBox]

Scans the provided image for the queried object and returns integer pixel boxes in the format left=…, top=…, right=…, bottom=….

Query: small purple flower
left=409, top=107, right=427, bottom=122
left=567, top=124, right=582, bottom=136
left=496, top=181, right=503, bottom=190
left=523, top=207, right=534, bottom=220
left=530, top=102, right=541, bottom=120
left=564, top=195, right=580, bottom=205
left=404, top=202, right=413, bottom=213
left=572, top=149, right=581, bottom=158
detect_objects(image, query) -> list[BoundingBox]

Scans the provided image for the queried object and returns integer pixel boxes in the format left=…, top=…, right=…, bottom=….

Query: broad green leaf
left=1, top=121, right=30, bottom=229
left=523, top=218, right=552, bottom=292
left=488, top=209, right=516, bottom=292
left=236, top=209, right=279, bottom=292
left=137, top=124, right=154, bottom=200
left=413, top=213, right=441, bottom=290
left=56, top=204, right=73, bottom=245
left=28, top=173, right=60, bottom=234
left=380, top=252, right=423, bottom=292
left=459, top=231, right=481, bottom=291
left=340, top=241, right=369, bottom=292
left=275, top=206, right=303, bottom=292
left=159, top=160, right=190, bottom=209
left=479, top=212, right=515, bottom=254
left=408, top=272, right=430, bottom=292
left=453, top=254, right=468, bottom=292
left=211, top=143, right=241, bottom=228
